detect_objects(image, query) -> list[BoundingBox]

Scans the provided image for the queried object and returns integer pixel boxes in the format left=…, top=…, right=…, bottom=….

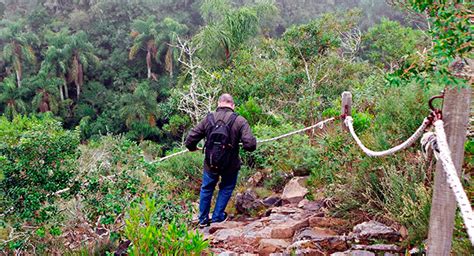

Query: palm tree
left=158, top=18, right=188, bottom=77
left=0, top=19, right=38, bottom=88
left=65, top=31, right=98, bottom=99
left=0, top=77, right=28, bottom=119
left=195, top=0, right=276, bottom=62
left=129, top=16, right=188, bottom=79
left=129, top=16, right=160, bottom=80
left=40, top=29, right=70, bottom=101
left=30, top=75, right=60, bottom=114
left=119, top=81, right=159, bottom=129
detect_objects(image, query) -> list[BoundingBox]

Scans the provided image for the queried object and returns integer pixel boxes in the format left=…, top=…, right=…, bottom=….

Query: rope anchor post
left=341, top=91, right=352, bottom=132
left=427, top=87, right=472, bottom=255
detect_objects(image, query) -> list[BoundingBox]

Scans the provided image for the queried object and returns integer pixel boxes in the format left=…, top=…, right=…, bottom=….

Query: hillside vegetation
left=0, top=0, right=472, bottom=255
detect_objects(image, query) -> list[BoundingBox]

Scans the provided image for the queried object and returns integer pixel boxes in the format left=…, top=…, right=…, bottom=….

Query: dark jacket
left=185, top=107, right=257, bottom=173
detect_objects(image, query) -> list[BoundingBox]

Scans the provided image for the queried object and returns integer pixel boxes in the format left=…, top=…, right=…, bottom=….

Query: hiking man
left=185, top=93, right=257, bottom=227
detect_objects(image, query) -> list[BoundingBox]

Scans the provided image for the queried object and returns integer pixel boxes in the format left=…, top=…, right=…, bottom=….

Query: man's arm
left=185, top=118, right=207, bottom=151
left=240, top=119, right=257, bottom=152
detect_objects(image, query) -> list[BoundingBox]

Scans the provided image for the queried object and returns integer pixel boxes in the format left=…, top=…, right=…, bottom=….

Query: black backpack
left=204, top=112, right=238, bottom=173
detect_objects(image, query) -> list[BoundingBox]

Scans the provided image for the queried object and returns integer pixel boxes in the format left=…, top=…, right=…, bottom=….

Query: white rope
left=152, top=117, right=335, bottom=162
left=154, top=149, right=189, bottom=162
left=256, top=117, right=335, bottom=144
left=344, top=116, right=430, bottom=157
left=432, top=120, right=474, bottom=245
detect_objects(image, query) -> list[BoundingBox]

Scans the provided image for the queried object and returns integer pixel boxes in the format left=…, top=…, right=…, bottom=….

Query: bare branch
left=340, top=28, right=361, bottom=61
left=173, top=36, right=221, bottom=124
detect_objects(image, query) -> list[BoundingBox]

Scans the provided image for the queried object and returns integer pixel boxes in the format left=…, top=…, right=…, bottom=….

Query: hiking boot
left=198, top=219, right=210, bottom=228
left=212, top=212, right=228, bottom=224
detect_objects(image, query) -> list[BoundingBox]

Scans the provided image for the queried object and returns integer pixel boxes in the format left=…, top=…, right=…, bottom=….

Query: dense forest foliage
left=0, top=0, right=472, bottom=254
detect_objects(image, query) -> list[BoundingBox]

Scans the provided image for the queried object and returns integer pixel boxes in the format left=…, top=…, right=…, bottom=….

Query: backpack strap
left=207, top=112, right=216, bottom=127
left=226, top=113, right=238, bottom=130
left=204, top=113, right=215, bottom=150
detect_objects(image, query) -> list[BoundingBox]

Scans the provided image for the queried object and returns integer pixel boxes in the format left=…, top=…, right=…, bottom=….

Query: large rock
left=309, top=216, right=348, bottom=229
left=217, top=251, right=238, bottom=256
left=209, top=221, right=244, bottom=234
left=262, top=195, right=282, bottom=207
left=259, top=239, right=290, bottom=255
left=293, top=227, right=337, bottom=242
left=244, top=226, right=273, bottom=240
left=243, top=220, right=272, bottom=240
left=213, top=228, right=243, bottom=242
left=292, top=248, right=324, bottom=256
left=298, top=199, right=324, bottom=212
left=351, top=244, right=401, bottom=252
left=281, top=177, right=309, bottom=204
left=331, top=250, right=375, bottom=256
left=288, top=236, right=348, bottom=254
left=270, top=206, right=304, bottom=215
left=247, top=171, right=265, bottom=186
left=351, top=221, right=400, bottom=241
left=270, top=218, right=309, bottom=239
left=235, top=189, right=265, bottom=214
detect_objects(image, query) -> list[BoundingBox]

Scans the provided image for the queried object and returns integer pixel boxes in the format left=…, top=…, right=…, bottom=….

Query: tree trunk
left=146, top=51, right=152, bottom=79
left=63, top=75, right=69, bottom=98
left=165, top=46, right=173, bottom=77
left=77, top=63, right=83, bottom=99
left=59, top=84, right=64, bottom=101
left=16, top=70, right=21, bottom=88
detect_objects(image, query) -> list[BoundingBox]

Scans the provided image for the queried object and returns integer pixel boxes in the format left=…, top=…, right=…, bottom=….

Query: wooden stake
left=341, top=91, right=352, bottom=131
left=427, top=86, right=471, bottom=255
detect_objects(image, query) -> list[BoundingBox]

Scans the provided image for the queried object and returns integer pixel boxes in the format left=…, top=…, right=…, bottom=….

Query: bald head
left=218, top=93, right=235, bottom=109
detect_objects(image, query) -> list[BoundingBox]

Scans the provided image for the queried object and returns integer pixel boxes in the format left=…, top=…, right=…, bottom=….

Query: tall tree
left=65, top=31, right=98, bottom=99
left=129, top=16, right=160, bottom=80
left=30, top=74, right=60, bottom=114
left=119, top=81, right=159, bottom=129
left=195, top=0, right=277, bottom=62
left=129, top=16, right=188, bottom=79
left=40, top=29, right=71, bottom=101
left=0, top=76, right=27, bottom=119
left=159, top=18, right=188, bottom=77
left=0, top=19, right=38, bottom=88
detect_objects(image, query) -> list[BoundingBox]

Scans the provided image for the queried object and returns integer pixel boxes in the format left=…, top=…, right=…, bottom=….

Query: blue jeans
left=199, top=170, right=238, bottom=224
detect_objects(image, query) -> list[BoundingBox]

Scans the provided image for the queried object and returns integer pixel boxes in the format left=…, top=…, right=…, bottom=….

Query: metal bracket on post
left=341, top=91, right=352, bottom=132
left=427, top=90, right=445, bottom=125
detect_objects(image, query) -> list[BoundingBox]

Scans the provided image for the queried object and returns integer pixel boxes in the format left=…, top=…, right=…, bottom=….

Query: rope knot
left=421, top=132, right=439, bottom=160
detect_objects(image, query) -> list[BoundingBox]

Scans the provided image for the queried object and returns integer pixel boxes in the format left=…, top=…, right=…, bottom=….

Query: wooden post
left=427, top=87, right=471, bottom=255
left=341, top=91, right=352, bottom=131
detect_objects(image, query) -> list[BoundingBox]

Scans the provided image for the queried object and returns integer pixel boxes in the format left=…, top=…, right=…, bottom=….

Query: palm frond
left=129, top=43, right=141, bottom=60
left=21, top=45, right=37, bottom=65
left=2, top=43, right=13, bottom=61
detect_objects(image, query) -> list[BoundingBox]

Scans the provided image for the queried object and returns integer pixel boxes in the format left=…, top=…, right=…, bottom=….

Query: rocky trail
left=197, top=174, right=406, bottom=256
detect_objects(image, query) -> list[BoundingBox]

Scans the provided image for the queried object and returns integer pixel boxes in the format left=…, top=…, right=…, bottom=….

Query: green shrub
left=77, top=135, right=151, bottom=225
left=162, top=114, right=191, bottom=138
left=124, top=194, right=208, bottom=256
left=245, top=123, right=324, bottom=190
left=331, top=154, right=431, bottom=247
left=361, top=18, right=426, bottom=70
left=236, top=97, right=278, bottom=126
left=0, top=115, right=79, bottom=223
left=308, top=129, right=354, bottom=186
left=149, top=150, right=204, bottom=196
left=283, top=11, right=359, bottom=63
